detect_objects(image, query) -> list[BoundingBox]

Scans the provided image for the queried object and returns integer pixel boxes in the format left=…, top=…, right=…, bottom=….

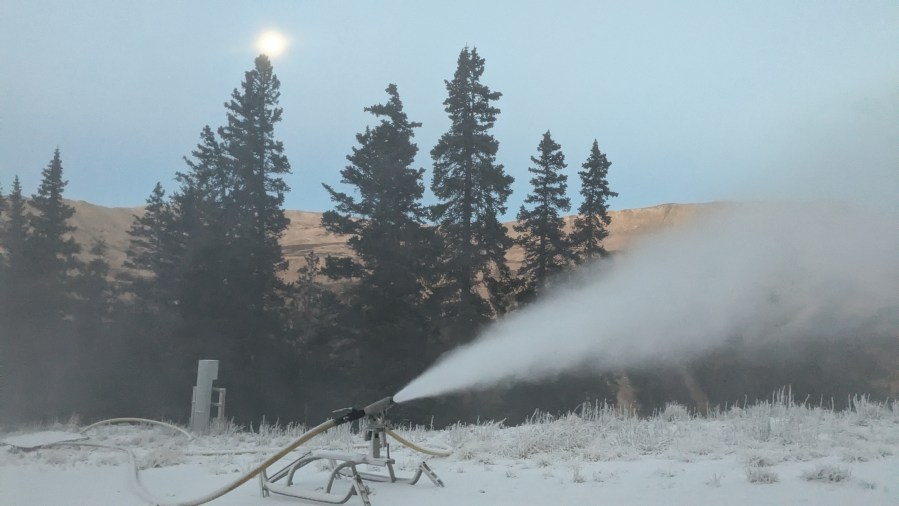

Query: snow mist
left=394, top=202, right=898, bottom=403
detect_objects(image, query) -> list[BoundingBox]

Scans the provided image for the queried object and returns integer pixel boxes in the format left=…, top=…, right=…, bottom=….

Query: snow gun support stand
left=259, top=396, right=445, bottom=505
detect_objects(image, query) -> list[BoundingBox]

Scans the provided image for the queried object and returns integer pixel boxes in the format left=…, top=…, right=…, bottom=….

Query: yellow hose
left=70, top=403, right=448, bottom=504
left=76, top=416, right=336, bottom=505
left=386, top=429, right=452, bottom=458
left=168, top=419, right=336, bottom=506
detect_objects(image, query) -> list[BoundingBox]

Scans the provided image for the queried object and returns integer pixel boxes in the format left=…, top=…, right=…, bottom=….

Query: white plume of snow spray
left=395, top=88, right=899, bottom=404
left=394, top=202, right=899, bottom=403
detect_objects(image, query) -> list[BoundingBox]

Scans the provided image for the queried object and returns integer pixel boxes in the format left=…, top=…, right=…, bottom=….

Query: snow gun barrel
left=332, top=396, right=395, bottom=426
left=364, top=396, right=396, bottom=416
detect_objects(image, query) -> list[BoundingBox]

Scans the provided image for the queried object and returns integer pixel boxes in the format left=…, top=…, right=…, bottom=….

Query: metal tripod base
left=259, top=450, right=443, bottom=505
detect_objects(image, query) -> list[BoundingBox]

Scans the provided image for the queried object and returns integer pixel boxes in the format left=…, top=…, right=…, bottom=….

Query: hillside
left=67, top=200, right=720, bottom=280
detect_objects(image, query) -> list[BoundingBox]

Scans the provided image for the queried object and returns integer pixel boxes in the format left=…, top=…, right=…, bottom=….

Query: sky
left=1, top=0, right=896, bottom=217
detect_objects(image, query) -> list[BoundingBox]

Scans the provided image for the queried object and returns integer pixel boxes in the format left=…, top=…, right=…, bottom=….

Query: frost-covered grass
left=2, top=391, right=898, bottom=505
left=446, top=391, right=898, bottom=468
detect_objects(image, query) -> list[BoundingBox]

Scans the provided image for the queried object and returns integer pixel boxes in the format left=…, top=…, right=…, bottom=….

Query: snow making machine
left=259, top=396, right=446, bottom=505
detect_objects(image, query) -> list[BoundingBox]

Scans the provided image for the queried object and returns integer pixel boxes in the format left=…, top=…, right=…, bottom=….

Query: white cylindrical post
left=190, top=359, right=219, bottom=433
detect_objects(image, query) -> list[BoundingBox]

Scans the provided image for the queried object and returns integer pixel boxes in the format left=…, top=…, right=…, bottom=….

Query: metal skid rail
left=259, top=449, right=443, bottom=505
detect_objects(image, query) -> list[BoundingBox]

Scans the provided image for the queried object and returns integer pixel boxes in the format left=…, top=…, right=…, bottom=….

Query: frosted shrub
left=745, top=465, right=779, bottom=484
left=743, top=452, right=781, bottom=468
left=250, top=418, right=309, bottom=447
left=734, top=394, right=821, bottom=448
left=139, top=445, right=186, bottom=469
left=578, top=400, right=625, bottom=425
left=653, top=465, right=682, bottom=478
left=705, top=473, right=724, bottom=487
left=570, top=463, right=585, bottom=483
left=615, top=418, right=672, bottom=455
left=534, top=454, right=553, bottom=467
left=669, top=425, right=724, bottom=461
left=661, top=402, right=691, bottom=422
left=443, top=422, right=470, bottom=449
left=451, top=420, right=505, bottom=460
left=471, top=413, right=596, bottom=459
left=207, top=418, right=242, bottom=437
left=849, top=395, right=886, bottom=425
left=311, top=423, right=354, bottom=451
left=801, top=464, right=852, bottom=483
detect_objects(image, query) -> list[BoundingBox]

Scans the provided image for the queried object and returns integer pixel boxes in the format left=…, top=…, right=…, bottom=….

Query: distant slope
left=62, top=199, right=899, bottom=398
left=67, top=200, right=721, bottom=279
left=67, top=200, right=141, bottom=271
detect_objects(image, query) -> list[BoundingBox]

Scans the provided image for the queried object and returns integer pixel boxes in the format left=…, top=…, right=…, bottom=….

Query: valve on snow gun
left=332, top=396, right=396, bottom=426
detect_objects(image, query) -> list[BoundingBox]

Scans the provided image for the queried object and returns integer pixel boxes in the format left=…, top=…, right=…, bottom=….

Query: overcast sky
left=1, top=0, right=896, bottom=216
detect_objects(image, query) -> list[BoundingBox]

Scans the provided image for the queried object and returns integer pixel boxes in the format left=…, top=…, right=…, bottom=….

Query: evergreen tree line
left=0, top=151, right=117, bottom=423
left=2, top=49, right=888, bottom=426
left=0, top=49, right=618, bottom=425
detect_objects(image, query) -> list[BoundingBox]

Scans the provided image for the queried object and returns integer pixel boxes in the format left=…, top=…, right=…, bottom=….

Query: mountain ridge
left=64, top=200, right=723, bottom=279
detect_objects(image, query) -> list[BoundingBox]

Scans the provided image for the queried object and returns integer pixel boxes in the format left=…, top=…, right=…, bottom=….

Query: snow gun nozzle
left=364, top=396, right=395, bottom=416
left=333, top=396, right=395, bottom=426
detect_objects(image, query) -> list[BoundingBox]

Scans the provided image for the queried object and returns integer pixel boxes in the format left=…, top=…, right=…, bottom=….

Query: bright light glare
left=256, top=30, right=288, bottom=57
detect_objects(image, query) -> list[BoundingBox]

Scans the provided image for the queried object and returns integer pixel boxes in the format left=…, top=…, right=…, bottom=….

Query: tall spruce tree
left=27, top=149, right=81, bottom=318
left=0, top=152, right=84, bottom=421
left=514, top=131, right=573, bottom=299
left=164, top=55, right=292, bottom=419
left=571, top=140, right=617, bottom=262
left=430, top=47, right=514, bottom=337
left=119, top=180, right=194, bottom=421
left=217, top=54, right=291, bottom=316
left=321, top=84, right=435, bottom=392
left=0, top=177, right=29, bottom=422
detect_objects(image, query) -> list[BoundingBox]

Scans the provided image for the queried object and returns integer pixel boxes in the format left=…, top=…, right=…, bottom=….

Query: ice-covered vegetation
left=3, top=391, right=896, bottom=505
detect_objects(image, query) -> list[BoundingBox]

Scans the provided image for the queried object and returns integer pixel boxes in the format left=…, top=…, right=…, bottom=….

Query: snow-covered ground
left=2, top=394, right=897, bottom=505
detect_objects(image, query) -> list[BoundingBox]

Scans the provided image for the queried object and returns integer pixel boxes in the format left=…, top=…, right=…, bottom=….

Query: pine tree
left=571, top=140, right=617, bottom=262
left=0, top=176, right=32, bottom=422
left=217, top=54, right=291, bottom=318
left=514, top=131, right=573, bottom=299
left=121, top=182, right=178, bottom=311
left=27, top=149, right=81, bottom=317
left=176, top=125, right=227, bottom=225
left=430, top=47, right=514, bottom=336
left=290, top=252, right=339, bottom=332
left=169, top=126, right=231, bottom=320
left=163, top=55, right=293, bottom=419
left=74, top=238, right=114, bottom=325
left=0, top=180, right=6, bottom=272
left=119, top=181, right=191, bottom=422
left=321, top=84, right=436, bottom=391
left=0, top=177, right=28, bottom=287
left=286, top=251, right=350, bottom=402
left=0, top=153, right=83, bottom=421
left=0, top=179, right=7, bottom=309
